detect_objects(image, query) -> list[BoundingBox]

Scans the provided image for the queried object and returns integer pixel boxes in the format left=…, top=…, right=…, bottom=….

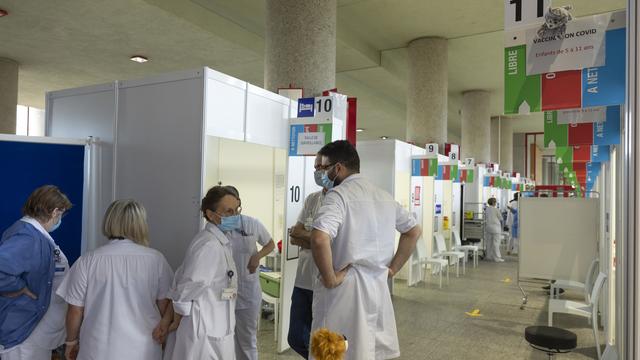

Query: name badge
left=221, top=288, right=237, bottom=301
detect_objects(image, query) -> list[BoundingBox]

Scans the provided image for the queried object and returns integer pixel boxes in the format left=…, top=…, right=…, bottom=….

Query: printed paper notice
left=297, top=132, right=325, bottom=155
left=526, top=13, right=609, bottom=75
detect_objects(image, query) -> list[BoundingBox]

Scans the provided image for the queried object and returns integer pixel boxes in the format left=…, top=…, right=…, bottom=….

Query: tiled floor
left=257, top=256, right=603, bottom=359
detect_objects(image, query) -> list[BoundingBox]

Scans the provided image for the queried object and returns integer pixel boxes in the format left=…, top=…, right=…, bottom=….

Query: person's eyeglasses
left=316, top=163, right=335, bottom=171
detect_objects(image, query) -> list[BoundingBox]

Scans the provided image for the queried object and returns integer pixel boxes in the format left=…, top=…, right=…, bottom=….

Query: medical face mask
left=49, top=217, right=62, bottom=233
left=314, top=170, right=325, bottom=188
left=320, top=165, right=338, bottom=190
left=217, top=214, right=241, bottom=232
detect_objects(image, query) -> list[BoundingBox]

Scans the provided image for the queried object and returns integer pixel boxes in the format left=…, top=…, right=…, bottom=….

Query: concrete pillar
left=0, top=58, right=18, bottom=134
left=264, top=0, right=336, bottom=97
left=513, top=133, right=526, bottom=175
left=490, top=116, right=500, bottom=163
left=406, top=37, right=448, bottom=146
left=461, top=90, right=491, bottom=163
left=500, top=117, right=514, bottom=171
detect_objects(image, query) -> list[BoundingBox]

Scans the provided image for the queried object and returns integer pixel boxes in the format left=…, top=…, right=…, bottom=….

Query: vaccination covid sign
left=504, top=11, right=625, bottom=114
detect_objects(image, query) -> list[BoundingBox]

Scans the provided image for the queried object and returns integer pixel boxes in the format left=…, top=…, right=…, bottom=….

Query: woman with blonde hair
left=0, top=185, right=72, bottom=360
left=56, top=199, right=174, bottom=360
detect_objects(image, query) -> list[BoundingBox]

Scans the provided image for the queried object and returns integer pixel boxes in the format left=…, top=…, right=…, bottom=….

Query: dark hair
left=487, top=198, right=497, bottom=206
left=201, top=186, right=238, bottom=219
left=224, top=185, right=241, bottom=208
left=22, top=185, right=73, bottom=222
left=317, top=140, right=360, bottom=172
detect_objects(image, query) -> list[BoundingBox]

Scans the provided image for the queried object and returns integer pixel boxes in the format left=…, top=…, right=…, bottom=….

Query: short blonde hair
left=102, top=199, right=149, bottom=246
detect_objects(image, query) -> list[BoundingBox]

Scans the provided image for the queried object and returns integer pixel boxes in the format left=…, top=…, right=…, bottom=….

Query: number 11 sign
left=504, top=0, right=550, bottom=31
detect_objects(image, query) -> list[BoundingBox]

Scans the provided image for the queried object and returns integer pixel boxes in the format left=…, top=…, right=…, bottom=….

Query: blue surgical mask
left=49, top=217, right=62, bottom=233
left=217, top=214, right=241, bottom=232
left=320, top=166, right=337, bottom=190
left=314, top=170, right=324, bottom=188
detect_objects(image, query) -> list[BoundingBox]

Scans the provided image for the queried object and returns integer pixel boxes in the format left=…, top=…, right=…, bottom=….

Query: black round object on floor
left=525, top=326, right=577, bottom=352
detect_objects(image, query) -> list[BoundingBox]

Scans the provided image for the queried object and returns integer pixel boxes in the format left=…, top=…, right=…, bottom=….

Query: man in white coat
left=310, top=140, right=422, bottom=360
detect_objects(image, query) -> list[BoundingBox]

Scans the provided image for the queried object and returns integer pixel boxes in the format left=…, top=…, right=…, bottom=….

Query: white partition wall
left=519, top=197, right=599, bottom=282
left=358, top=140, right=425, bottom=280
left=47, top=67, right=297, bottom=349
left=46, top=83, right=117, bottom=251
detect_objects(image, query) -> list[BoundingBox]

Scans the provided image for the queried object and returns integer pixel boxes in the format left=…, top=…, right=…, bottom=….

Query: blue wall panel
left=0, top=141, right=85, bottom=264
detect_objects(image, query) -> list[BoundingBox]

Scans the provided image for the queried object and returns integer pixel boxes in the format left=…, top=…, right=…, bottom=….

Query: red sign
left=414, top=186, right=421, bottom=206
left=542, top=71, right=582, bottom=111
left=568, top=123, right=594, bottom=146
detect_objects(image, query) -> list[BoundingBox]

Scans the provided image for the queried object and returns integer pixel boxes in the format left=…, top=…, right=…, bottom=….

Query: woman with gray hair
left=56, top=199, right=174, bottom=360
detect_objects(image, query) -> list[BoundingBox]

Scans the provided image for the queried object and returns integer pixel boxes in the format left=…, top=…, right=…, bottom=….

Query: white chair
left=433, top=233, right=465, bottom=277
left=548, top=272, right=607, bottom=360
left=411, top=236, right=449, bottom=288
left=452, top=229, right=479, bottom=268
left=550, top=258, right=599, bottom=301
left=261, top=292, right=279, bottom=342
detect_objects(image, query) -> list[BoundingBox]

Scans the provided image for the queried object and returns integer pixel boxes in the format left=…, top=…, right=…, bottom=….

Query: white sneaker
left=495, top=258, right=505, bottom=263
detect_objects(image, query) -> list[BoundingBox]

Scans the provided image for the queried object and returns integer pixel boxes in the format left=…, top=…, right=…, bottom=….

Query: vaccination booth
left=45, top=67, right=348, bottom=352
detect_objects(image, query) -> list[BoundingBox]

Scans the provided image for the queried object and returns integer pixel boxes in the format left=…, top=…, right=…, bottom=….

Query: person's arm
left=248, top=240, right=275, bottom=274
left=64, top=304, right=84, bottom=360
left=152, top=299, right=173, bottom=344
left=0, top=234, right=35, bottom=294
left=388, top=225, right=421, bottom=277
left=289, top=222, right=311, bottom=249
left=310, top=229, right=349, bottom=288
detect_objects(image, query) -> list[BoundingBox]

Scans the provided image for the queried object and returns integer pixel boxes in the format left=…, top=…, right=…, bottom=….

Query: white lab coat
left=56, top=239, right=174, bottom=360
left=164, top=223, right=237, bottom=360
left=227, top=215, right=271, bottom=360
left=484, top=206, right=503, bottom=261
left=312, top=174, right=417, bottom=360
left=295, top=191, right=324, bottom=290
left=0, top=218, right=69, bottom=360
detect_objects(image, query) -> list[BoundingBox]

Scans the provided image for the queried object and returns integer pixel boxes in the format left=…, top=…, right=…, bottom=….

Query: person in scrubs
left=484, top=197, right=504, bottom=262
left=57, top=199, right=174, bottom=360
left=164, top=186, right=239, bottom=360
left=223, top=186, right=276, bottom=360
left=310, top=140, right=422, bottom=360
left=287, top=154, right=328, bottom=358
left=0, top=185, right=72, bottom=360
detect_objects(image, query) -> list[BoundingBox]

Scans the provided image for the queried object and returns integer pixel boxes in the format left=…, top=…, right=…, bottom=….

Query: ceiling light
left=356, top=128, right=365, bottom=132
left=380, top=136, right=388, bottom=140
left=130, top=55, right=149, bottom=63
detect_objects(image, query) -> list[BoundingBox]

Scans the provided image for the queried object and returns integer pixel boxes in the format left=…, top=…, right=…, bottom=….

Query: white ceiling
left=0, top=0, right=626, bottom=141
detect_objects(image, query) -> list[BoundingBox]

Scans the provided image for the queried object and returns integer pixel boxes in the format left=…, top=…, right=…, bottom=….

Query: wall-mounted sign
left=504, top=11, right=625, bottom=114
left=504, top=0, right=550, bottom=31
left=289, top=123, right=332, bottom=156
left=525, top=13, right=608, bottom=75
left=545, top=105, right=620, bottom=147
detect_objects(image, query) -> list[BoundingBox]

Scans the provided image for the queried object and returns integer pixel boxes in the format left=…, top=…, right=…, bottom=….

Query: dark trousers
left=287, top=286, right=314, bottom=359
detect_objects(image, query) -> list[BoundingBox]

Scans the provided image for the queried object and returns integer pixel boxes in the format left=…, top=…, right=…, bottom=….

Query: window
left=16, top=105, right=45, bottom=136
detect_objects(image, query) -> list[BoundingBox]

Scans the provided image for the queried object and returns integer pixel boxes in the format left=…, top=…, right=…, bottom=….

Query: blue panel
left=582, top=28, right=626, bottom=107
left=593, top=105, right=621, bottom=145
left=297, top=98, right=315, bottom=117
left=0, top=141, right=85, bottom=264
left=411, top=159, right=420, bottom=177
